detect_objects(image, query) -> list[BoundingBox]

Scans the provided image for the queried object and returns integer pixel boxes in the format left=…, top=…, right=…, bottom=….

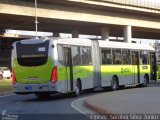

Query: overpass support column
left=53, top=32, right=60, bottom=37
left=72, top=30, right=79, bottom=38
left=0, top=39, right=1, bottom=58
left=124, top=25, right=132, bottom=43
left=101, top=27, right=109, bottom=40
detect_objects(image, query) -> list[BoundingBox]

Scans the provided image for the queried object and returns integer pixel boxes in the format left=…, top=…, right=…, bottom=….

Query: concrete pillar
left=0, top=39, right=1, bottom=58
left=101, top=27, right=109, bottom=40
left=124, top=25, right=132, bottom=43
left=53, top=32, right=60, bottom=37
left=72, top=30, right=79, bottom=38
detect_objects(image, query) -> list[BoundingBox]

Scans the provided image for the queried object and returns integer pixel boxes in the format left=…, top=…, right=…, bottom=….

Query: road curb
left=84, top=98, right=113, bottom=115
left=0, top=91, right=13, bottom=96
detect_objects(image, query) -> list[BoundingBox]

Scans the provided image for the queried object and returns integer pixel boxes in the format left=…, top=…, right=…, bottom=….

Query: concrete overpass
left=1, top=0, right=160, bottom=68
left=1, top=0, right=160, bottom=41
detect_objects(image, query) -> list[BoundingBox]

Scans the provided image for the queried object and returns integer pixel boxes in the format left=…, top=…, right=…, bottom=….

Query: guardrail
left=1, top=0, right=160, bottom=13
left=100, top=0, right=160, bottom=9
left=81, top=0, right=160, bottom=14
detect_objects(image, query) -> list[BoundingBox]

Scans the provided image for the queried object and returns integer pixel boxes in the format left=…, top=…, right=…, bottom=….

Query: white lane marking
left=71, top=97, right=86, bottom=114
left=0, top=94, right=15, bottom=98
left=71, top=97, right=91, bottom=119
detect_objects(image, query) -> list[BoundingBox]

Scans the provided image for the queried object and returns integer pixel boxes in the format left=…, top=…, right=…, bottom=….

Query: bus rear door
left=64, top=47, right=74, bottom=92
left=150, top=52, right=157, bottom=81
left=131, top=51, right=140, bottom=84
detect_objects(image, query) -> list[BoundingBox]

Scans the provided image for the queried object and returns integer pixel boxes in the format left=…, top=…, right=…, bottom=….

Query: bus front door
left=131, top=51, right=140, bottom=84
left=64, top=47, right=74, bottom=92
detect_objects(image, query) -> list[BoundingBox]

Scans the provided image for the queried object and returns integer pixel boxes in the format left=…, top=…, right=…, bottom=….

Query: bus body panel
left=12, top=37, right=155, bottom=95
left=158, top=65, right=160, bottom=79
left=101, top=64, right=151, bottom=87
left=101, top=65, right=133, bottom=87
left=12, top=39, right=56, bottom=93
left=91, top=40, right=101, bottom=88
left=13, top=57, right=53, bottom=84
left=73, top=66, right=94, bottom=90
left=139, top=65, right=151, bottom=83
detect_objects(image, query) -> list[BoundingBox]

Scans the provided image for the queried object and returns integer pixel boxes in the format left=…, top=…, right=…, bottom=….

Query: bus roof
left=56, top=38, right=92, bottom=46
left=57, top=38, right=155, bottom=51
left=99, top=40, right=155, bottom=51
left=13, top=37, right=155, bottom=51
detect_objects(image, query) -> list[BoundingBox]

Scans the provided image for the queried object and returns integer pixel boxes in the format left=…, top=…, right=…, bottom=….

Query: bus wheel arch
left=111, top=75, right=119, bottom=91
left=77, top=78, right=82, bottom=91
left=73, top=78, right=82, bottom=97
left=143, top=74, right=149, bottom=87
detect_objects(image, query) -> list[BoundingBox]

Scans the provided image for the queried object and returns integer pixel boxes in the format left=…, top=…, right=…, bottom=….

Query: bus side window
left=101, top=48, right=112, bottom=65
left=122, top=49, right=131, bottom=64
left=57, top=45, right=64, bottom=65
left=140, top=50, right=148, bottom=64
left=80, top=47, right=92, bottom=65
left=113, top=49, right=122, bottom=64
left=72, top=46, right=81, bottom=65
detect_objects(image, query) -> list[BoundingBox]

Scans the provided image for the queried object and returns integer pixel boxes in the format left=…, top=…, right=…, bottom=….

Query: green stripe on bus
left=58, top=66, right=93, bottom=80
left=101, top=65, right=150, bottom=77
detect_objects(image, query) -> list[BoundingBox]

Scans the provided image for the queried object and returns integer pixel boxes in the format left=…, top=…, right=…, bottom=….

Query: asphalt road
left=0, top=91, right=99, bottom=120
left=0, top=83, right=160, bottom=120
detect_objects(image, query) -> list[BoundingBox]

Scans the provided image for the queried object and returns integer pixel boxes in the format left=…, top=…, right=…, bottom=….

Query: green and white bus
left=11, top=37, right=156, bottom=98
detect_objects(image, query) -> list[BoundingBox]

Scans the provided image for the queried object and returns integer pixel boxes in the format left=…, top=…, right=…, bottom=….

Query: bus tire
left=142, top=75, right=149, bottom=87
left=73, top=80, right=81, bottom=97
left=111, top=76, right=118, bottom=91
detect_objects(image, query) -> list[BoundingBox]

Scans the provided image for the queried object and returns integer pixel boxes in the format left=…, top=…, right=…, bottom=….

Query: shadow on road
left=18, top=82, right=160, bottom=103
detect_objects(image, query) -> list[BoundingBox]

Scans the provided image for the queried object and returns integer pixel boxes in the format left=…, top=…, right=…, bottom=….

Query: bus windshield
left=16, top=41, right=49, bottom=66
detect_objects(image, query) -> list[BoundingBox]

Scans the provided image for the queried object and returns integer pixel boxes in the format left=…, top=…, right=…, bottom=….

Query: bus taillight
left=12, top=69, right=16, bottom=85
left=51, top=66, right=57, bottom=84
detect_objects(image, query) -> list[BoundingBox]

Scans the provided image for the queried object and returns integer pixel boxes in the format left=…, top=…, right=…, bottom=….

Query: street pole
left=35, top=0, right=38, bottom=39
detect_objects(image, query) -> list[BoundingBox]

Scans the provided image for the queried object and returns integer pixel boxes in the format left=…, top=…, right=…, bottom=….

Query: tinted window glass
left=122, top=49, right=131, bottom=64
left=80, top=47, right=92, bottom=65
left=113, top=49, right=122, bottom=64
left=140, top=51, right=148, bottom=64
left=101, top=48, right=112, bottom=64
left=16, top=41, right=49, bottom=66
left=57, top=45, right=64, bottom=65
left=131, top=51, right=139, bottom=65
left=72, top=46, right=81, bottom=65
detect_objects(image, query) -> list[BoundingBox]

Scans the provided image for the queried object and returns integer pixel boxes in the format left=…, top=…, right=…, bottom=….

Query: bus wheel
left=35, top=93, right=51, bottom=99
left=73, top=81, right=81, bottom=97
left=111, top=76, right=118, bottom=91
left=0, top=75, right=3, bottom=80
left=142, top=75, right=149, bottom=87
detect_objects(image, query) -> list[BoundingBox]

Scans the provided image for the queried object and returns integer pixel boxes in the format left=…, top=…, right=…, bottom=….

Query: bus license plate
left=25, top=86, right=32, bottom=90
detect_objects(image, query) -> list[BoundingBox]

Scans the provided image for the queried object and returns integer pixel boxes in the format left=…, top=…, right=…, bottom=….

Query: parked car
left=0, top=67, right=11, bottom=79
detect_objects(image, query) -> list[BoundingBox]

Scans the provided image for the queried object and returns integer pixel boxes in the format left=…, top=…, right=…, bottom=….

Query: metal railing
left=100, top=0, right=160, bottom=10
